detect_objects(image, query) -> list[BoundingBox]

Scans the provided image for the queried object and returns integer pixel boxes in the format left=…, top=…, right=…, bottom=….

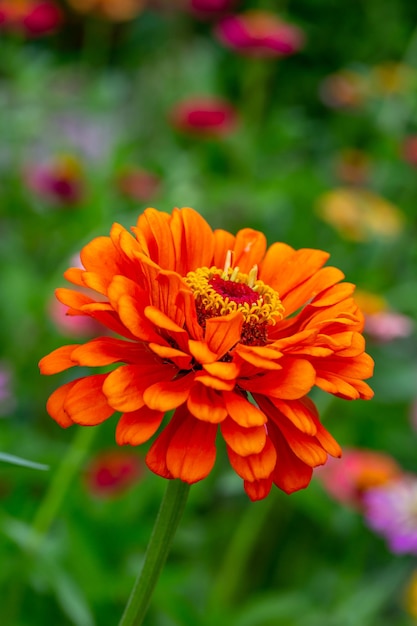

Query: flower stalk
left=118, top=479, right=191, bottom=626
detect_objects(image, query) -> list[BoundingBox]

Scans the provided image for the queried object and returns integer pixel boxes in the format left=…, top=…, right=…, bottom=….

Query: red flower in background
left=190, top=0, right=237, bottom=19
left=170, top=96, right=238, bottom=137
left=117, top=167, right=161, bottom=202
left=0, top=0, right=62, bottom=36
left=215, top=10, right=304, bottom=58
left=39, top=207, right=374, bottom=501
left=84, top=449, right=144, bottom=497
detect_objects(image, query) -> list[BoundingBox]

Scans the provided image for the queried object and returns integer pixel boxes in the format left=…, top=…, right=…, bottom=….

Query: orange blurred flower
left=316, top=447, right=401, bottom=509
left=215, top=10, right=304, bottom=58
left=319, top=70, right=368, bottom=109
left=354, top=290, right=414, bottom=343
left=317, top=187, right=404, bottom=241
left=67, top=0, right=144, bottom=21
left=0, top=0, right=62, bottom=36
left=39, top=207, right=374, bottom=501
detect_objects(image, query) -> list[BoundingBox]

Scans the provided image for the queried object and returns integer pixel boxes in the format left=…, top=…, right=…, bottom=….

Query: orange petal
left=55, top=288, right=95, bottom=310
left=116, top=407, right=164, bottom=446
left=39, top=344, right=79, bottom=375
left=194, top=372, right=235, bottom=391
left=188, top=339, right=219, bottom=365
left=170, top=207, right=215, bottom=275
left=71, top=337, right=147, bottom=367
left=146, top=411, right=183, bottom=479
left=213, top=229, right=235, bottom=268
left=46, top=380, right=78, bottom=427
left=116, top=295, right=161, bottom=342
left=145, top=305, right=186, bottom=335
left=63, top=267, right=84, bottom=287
left=103, top=362, right=176, bottom=412
left=233, top=228, right=267, bottom=273
left=269, top=424, right=313, bottom=494
left=187, top=383, right=227, bottom=423
left=176, top=288, right=204, bottom=341
left=203, top=361, right=240, bottom=380
left=282, top=267, right=346, bottom=316
left=259, top=397, right=317, bottom=435
left=227, top=436, right=276, bottom=481
left=204, top=312, right=243, bottom=358
left=165, top=409, right=218, bottom=483
left=235, top=344, right=283, bottom=370
left=134, top=207, right=176, bottom=268
left=148, top=343, right=192, bottom=370
left=221, top=417, right=266, bottom=456
left=143, top=375, right=194, bottom=412
left=64, top=374, right=114, bottom=425
left=223, top=391, right=267, bottom=427
left=241, top=358, right=315, bottom=400
left=244, top=477, right=273, bottom=501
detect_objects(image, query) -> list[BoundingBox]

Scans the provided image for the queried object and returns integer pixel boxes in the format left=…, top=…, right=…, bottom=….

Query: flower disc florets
left=185, top=263, right=284, bottom=345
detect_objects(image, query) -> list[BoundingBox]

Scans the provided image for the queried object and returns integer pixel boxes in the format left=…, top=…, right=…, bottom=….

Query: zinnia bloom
left=363, top=475, right=417, bottom=554
left=39, top=207, right=374, bottom=501
left=170, top=96, right=238, bottom=138
left=214, top=10, right=304, bottom=58
left=189, top=0, right=238, bottom=19
left=0, top=0, right=62, bottom=36
left=316, top=447, right=401, bottom=509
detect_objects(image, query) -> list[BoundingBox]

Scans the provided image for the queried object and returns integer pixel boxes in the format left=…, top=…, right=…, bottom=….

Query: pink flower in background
left=316, top=448, right=401, bottom=509
left=319, top=70, right=368, bottom=109
left=48, top=297, right=104, bottom=337
left=116, top=167, right=161, bottom=202
left=84, top=450, right=144, bottom=497
left=0, top=363, right=15, bottom=417
left=0, top=0, right=62, bottom=37
left=354, top=290, right=414, bottom=342
left=24, top=155, right=85, bottom=207
left=215, top=10, right=304, bottom=58
left=363, top=475, right=417, bottom=554
left=170, top=96, right=238, bottom=137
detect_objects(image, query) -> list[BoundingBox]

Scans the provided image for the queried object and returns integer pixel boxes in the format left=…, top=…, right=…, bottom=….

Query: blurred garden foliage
left=1, top=1, right=417, bottom=625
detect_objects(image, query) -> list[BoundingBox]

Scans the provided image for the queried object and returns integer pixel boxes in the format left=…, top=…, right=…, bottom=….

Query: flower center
left=185, top=254, right=284, bottom=345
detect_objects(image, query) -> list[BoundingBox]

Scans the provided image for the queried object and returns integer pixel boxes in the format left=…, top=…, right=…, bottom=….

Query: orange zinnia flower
left=39, top=208, right=374, bottom=501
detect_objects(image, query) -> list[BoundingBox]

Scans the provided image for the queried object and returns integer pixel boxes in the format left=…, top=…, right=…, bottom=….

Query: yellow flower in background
left=371, top=62, right=416, bottom=96
left=405, top=570, right=417, bottom=621
left=67, top=0, right=145, bottom=21
left=316, top=187, right=404, bottom=241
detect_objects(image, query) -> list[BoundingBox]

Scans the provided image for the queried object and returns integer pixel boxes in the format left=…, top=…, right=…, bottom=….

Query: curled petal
left=221, top=417, right=266, bottom=456
left=269, top=424, right=313, bottom=493
left=116, top=407, right=165, bottom=446
left=205, top=312, right=243, bottom=358
left=170, top=207, right=215, bottom=275
left=39, top=344, right=79, bottom=375
left=143, top=375, right=194, bottom=412
left=223, top=391, right=267, bottom=427
left=244, top=477, right=273, bottom=501
left=71, top=337, right=147, bottom=367
left=63, top=374, right=114, bottom=425
left=194, top=371, right=235, bottom=391
left=203, top=361, right=239, bottom=380
left=227, top=436, right=277, bottom=481
left=242, top=358, right=315, bottom=399
left=233, top=228, right=267, bottom=273
left=187, top=383, right=227, bottom=423
left=46, top=380, right=78, bottom=427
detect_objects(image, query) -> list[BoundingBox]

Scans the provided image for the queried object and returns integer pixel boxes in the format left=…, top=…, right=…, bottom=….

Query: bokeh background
left=1, top=1, right=417, bottom=625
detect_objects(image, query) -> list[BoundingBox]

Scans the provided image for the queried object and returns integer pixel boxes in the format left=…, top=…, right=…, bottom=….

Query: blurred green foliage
left=1, top=1, right=417, bottom=625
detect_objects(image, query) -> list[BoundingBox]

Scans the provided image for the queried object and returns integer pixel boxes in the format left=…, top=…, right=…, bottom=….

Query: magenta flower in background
left=0, top=0, right=62, bottom=37
left=363, top=476, right=417, bottom=554
left=170, top=96, right=238, bottom=137
left=48, top=297, right=105, bottom=337
left=215, top=10, right=304, bottom=58
left=24, top=155, right=85, bottom=207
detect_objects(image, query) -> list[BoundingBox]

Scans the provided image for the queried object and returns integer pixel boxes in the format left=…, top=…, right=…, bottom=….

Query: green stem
left=118, top=479, right=191, bottom=626
left=209, top=494, right=277, bottom=609
left=29, top=425, right=97, bottom=552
